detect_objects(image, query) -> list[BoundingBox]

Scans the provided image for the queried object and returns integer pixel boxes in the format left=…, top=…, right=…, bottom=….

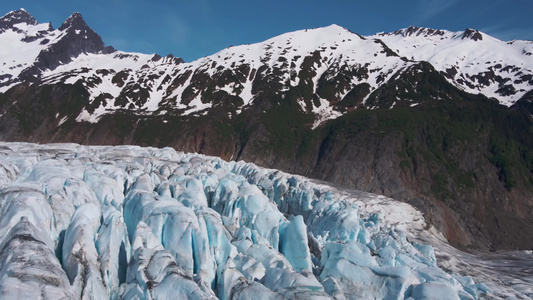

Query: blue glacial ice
left=0, top=142, right=527, bottom=299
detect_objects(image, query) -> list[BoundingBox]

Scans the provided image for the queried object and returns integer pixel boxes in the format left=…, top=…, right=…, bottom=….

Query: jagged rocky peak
left=165, top=53, right=185, bottom=64
left=58, top=12, right=89, bottom=31
left=53, top=11, right=115, bottom=54
left=0, top=8, right=38, bottom=31
left=17, top=10, right=115, bottom=81
left=462, top=28, right=483, bottom=41
left=392, top=25, right=447, bottom=37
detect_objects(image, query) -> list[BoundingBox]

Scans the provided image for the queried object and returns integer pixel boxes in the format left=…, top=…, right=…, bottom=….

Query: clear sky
left=1, top=0, right=532, bottom=62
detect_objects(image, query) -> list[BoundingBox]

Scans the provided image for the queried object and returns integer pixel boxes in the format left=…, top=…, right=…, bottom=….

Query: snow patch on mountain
left=311, top=97, right=343, bottom=129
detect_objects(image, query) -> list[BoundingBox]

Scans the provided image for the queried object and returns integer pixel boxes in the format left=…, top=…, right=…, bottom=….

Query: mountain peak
left=313, top=24, right=358, bottom=36
left=0, top=8, right=38, bottom=31
left=58, top=12, right=87, bottom=31
left=324, top=24, right=348, bottom=31
left=18, top=10, right=115, bottom=80
left=462, top=28, right=483, bottom=41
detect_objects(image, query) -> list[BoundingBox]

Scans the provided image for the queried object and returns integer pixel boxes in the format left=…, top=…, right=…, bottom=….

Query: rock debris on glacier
left=0, top=142, right=493, bottom=299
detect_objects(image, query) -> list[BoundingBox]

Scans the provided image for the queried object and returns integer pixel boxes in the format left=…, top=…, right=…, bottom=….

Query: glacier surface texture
left=0, top=142, right=505, bottom=299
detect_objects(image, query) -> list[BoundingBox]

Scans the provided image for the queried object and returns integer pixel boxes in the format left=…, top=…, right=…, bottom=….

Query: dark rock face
left=48, top=12, right=115, bottom=59
left=462, top=28, right=483, bottom=41
left=20, top=12, right=114, bottom=82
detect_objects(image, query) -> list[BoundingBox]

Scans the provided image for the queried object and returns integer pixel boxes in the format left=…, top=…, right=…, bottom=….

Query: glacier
left=0, top=142, right=529, bottom=299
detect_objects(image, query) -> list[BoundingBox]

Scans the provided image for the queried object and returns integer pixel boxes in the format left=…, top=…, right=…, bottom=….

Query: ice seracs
left=0, top=142, right=522, bottom=299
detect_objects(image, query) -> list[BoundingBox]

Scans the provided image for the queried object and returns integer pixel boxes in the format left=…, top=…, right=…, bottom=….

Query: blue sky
left=1, top=0, right=532, bottom=62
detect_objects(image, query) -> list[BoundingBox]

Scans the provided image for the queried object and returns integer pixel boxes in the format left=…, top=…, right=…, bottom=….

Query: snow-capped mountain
left=1, top=8, right=533, bottom=255
left=374, top=26, right=533, bottom=106
left=0, top=9, right=114, bottom=86
left=0, top=10, right=532, bottom=125
left=0, top=142, right=529, bottom=299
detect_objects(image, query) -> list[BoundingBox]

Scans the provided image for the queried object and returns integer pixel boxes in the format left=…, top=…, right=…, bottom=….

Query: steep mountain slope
left=374, top=26, right=533, bottom=105
left=0, top=9, right=532, bottom=251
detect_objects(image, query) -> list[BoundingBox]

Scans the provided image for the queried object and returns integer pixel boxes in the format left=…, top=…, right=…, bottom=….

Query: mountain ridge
left=1, top=9, right=532, bottom=112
